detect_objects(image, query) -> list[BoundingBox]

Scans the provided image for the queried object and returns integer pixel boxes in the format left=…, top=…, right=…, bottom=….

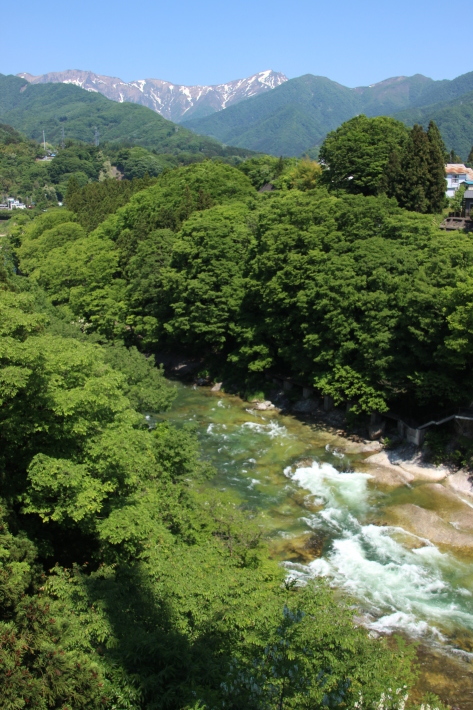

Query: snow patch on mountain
left=17, top=69, right=288, bottom=122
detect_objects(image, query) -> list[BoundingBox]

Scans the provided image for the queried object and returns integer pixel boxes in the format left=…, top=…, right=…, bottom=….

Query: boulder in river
left=272, top=530, right=326, bottom=562
left=253, top=401, right=275, bottom=411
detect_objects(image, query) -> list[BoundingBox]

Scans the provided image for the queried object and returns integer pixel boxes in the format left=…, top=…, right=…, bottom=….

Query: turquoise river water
left=158, top=383, right=473, bottom=706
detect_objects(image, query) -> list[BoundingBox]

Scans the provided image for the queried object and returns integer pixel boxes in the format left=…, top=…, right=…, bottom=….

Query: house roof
left=445, top=163, right=473, bottom=179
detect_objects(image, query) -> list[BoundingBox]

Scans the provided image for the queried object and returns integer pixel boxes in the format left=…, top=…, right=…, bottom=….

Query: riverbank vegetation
left=13, top=134, right=470, bottom=421
left=0, top=116, right=462, bottom=707
left=0, top=217, right=419, bottom=709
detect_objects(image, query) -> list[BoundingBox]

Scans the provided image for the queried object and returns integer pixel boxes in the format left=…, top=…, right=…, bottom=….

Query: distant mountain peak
left=17, top=69, right=288, bottom=123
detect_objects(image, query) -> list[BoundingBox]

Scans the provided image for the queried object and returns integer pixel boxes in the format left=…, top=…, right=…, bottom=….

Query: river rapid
left=160, top=383, right=473, bottom=707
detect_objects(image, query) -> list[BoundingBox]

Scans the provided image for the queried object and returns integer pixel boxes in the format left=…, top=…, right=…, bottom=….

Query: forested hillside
left=0, top=123, right=44, bottom=200
left=184, top=70, right=473, bottom=158
left=0, top=117, right=256, bottom=211
left=183, top=75, right=362, bottom=156
left=395, top=90, right=473, bottom=161
left=0, top=129, right=161, bottom=208
left=9, top=119, right=466, bottom=425
left=0, top=73, right=253, bottom=159
left=0, top=152, right=426, bottom=708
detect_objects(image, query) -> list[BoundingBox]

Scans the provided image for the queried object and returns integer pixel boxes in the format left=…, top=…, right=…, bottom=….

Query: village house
left=445, top=163, right=473, bottom=198
left=0, top=198, right=27, bottom=210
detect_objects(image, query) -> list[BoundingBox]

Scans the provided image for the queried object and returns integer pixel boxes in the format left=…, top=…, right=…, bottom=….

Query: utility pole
left=94, top=127, right=100, bottom=147
left=43, top=130, right=46, bottom=154
left=61, top=125, right=65, bottom=149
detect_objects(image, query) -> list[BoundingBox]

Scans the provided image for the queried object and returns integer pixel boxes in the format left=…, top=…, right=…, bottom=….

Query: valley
left=1, top=57, right=473, bottom=709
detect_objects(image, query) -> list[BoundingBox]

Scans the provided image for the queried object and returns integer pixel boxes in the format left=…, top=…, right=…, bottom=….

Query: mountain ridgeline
left=18, top=68, right=288, bottom=123
left=183, top=71, right=473, bottom=158
left=0, top=73, right=253, bottom=159
left=7, top=67, right=473, bottom=159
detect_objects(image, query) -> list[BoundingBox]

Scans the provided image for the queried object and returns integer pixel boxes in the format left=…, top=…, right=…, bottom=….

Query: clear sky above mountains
left=2, top=0, right=452, bottom=87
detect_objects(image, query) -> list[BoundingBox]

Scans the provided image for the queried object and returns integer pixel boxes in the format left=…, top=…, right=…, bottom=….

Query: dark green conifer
left=64, top=174, right=81, bottom=205
left=381, top=149, right=402, bottom=198
left=448, top=148, right=462, bottom=163
left=395, top=124, right=430, bottom=213
left=275, top=155, right=285, bottom=177
left=426, top=121, right=447, bottom=213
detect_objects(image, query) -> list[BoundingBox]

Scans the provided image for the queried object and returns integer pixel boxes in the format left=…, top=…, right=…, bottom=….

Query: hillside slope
left=394, top=91, right=473, bottom=159
left=0, top=74, right=252, bottom=158
left=183, top=75, right=361, bottom=155
left=184, top=71, right=473, bottom=157
left=18, top=69, right=288, bottom=122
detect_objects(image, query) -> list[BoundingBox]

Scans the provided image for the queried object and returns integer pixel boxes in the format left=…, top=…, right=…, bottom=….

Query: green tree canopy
left=319, top=115, right=409, bottom=196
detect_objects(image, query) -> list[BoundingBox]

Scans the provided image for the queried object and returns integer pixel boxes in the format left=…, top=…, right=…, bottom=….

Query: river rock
left=365, top=446, right=448, bottom=482
left=419, top=483, right=473, bottom=533
left=386, top=503, right=473, bottom=549
left=368, top=420, right=385, bottom=440
left=253, top=401, right=275, bottom=411
left=446, top=470, right=473, bottom=499
left=270, top=389, right=291, bottom=410
left=273, top=530, right=326, bottom=562
left=303, top=530, right=326, bottom=557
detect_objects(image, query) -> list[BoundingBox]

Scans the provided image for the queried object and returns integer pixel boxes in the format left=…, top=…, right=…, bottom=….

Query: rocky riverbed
left=159, top=381, right=473, bottom=707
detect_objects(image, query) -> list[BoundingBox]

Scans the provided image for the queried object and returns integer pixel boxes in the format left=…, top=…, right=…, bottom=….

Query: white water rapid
left=284, top=461, right=473, bottom=649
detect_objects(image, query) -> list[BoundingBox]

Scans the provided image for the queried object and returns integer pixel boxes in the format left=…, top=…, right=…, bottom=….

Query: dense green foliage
left=13, top=158, right=473, bottom=420
left=320, top=117, right=446, bottom=213
left=0, top=169, right=422, bottom=706
left=0, top=117, right=225, bottom=211
left=65, top=174, right=159, bottom=232
left=319, top=116, right=409, bottom=196
left=0, top=123, right=49, bottom=203
left=0, top=125, right=116, bottom=207
left=107, top=146, right=178, bottom=180
left=0, top=73, right=253, bottom=160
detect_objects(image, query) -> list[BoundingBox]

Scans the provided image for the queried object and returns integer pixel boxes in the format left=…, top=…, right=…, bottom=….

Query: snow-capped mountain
left=17, top=69, right=288, bottom=123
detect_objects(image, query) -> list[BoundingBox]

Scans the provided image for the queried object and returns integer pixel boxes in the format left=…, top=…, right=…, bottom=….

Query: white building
left=445, top=163, right=473, bottom=198
left=6, top=198, right=26, bottom=210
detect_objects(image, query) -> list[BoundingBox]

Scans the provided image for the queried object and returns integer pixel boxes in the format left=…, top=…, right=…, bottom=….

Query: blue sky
left=1, top=0, right=453, bottom=87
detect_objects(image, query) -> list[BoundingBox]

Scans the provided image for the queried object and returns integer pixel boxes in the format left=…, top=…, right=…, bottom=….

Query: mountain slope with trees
left=183, top=75, right=362, bottom=155
left=0, top=123, right=44, bottom=200
left=184, top=70, right=473, bottom=158
left=18, top=68, right=288, bottom=122
left=395, top=89, right=473, bottom=161
left=0, top=74, right=253, bottom=159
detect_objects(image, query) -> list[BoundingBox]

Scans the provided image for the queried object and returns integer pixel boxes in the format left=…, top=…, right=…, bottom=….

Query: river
left=159, top=382, right=473, bottom=707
